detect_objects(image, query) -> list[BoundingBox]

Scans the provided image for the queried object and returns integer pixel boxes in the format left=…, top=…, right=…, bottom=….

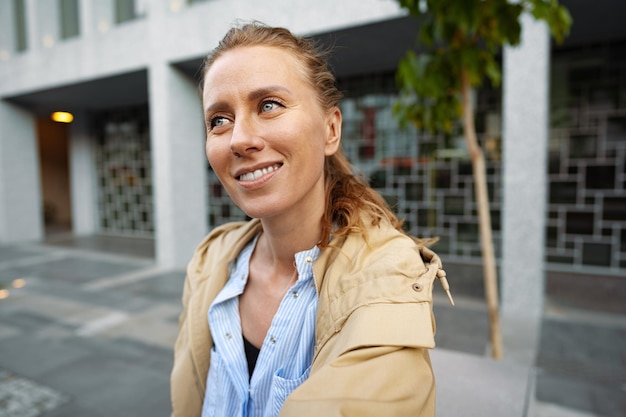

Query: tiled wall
left=546, top=43, right=626, bottom=270
left=340, top=86, right=503, bottom=261
left=207, top=167, right=248, bottom=228
left=338, top=44, right=626, bottom=274
left=95, top=107, right=154, bottom=236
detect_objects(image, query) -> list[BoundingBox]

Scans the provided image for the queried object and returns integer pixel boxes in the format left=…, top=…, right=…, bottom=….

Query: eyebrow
left=204, top=85, right=293, bottom=117
left=247, top=85, right=293, bottom=102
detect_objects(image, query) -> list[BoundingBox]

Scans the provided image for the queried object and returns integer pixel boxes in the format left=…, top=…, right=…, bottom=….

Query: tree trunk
left=460, top=70, right=503, bottom=360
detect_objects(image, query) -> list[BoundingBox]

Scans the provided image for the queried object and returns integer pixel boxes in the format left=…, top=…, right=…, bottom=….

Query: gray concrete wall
left=0, top=0, right=404, bottom=99
left=0, top=101, right=43, bottom=243
left=69, top=112, right=98, bottom=236
left=501, top=13, right=550, bottom=364
left=148, top=62, right=207, bottom=268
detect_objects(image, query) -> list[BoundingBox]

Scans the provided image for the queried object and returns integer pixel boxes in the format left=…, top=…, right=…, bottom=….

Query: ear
left=324, top=106, right=342, bottom=156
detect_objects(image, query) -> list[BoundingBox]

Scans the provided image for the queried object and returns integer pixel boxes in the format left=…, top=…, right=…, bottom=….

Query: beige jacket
left=171, top=218, right=446, bottom=417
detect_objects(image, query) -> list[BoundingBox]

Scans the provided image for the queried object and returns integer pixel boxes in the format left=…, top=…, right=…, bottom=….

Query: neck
left=251, top=182, right=325, bottom=281
left=256, top=216, right=320, bottom=274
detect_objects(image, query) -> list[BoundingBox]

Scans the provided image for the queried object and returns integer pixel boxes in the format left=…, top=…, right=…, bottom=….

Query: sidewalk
left=0, top=235, right=624, bottom=417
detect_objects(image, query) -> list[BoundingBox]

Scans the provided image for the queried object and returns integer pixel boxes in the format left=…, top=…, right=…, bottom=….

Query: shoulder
left=185, top=219, right=262, bottom=282
left=317, top=218, right=446, bottom=331
left=327, top=219, right=429, bottom=284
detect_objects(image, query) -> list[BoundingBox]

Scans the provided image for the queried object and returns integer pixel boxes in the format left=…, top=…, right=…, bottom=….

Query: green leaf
left=419, top=19, right=436, bottom=46
left=393, top=0, right=572, bottom=134
left=483, top=53, right=501, bottom=86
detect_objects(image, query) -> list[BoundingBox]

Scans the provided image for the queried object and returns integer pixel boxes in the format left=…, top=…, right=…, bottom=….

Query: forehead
left=202, top=46, right=310, bottom=97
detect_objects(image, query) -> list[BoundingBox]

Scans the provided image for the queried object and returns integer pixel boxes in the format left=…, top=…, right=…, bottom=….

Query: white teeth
left=239, top=164, right=280, bottom=181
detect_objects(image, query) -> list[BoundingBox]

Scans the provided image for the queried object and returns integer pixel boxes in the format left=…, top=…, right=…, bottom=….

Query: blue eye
left=210, top=116, right=228, bottom=128
left=261, top=99, right=284, bottom=113
left=261, top=102, right=277, bottom=112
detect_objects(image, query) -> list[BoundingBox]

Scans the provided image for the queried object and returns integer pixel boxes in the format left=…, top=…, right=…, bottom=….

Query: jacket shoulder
left=323, top=222, right=431, bottom=295
left=185, top=219, right=261, bottom=282
left=315, top=221, right=445, bottom=350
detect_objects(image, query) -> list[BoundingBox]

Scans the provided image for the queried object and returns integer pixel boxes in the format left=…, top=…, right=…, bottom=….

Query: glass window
left=115, top=0, right=136, bottom=24
left=114, top=0, right=147, bottom=24
left=59, top=0, right=80, bottom=39
left=13, top=0, right=27, bottom=51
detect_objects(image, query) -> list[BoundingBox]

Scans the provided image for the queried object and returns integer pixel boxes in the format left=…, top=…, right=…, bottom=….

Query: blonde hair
left=203, top=22, right=404, bottom=247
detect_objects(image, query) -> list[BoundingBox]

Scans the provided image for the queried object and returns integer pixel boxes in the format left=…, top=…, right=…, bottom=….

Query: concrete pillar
left=24, top=0, right=39, bottom=51
left=501, top=13, right=550, bottom=364
left=148, top=62, right=208, bottom=268
left=0, top=101, right=43, bottom=243
left=78, top=0, right=95, bottom=38
left=69, top=112, right=98, bottom=235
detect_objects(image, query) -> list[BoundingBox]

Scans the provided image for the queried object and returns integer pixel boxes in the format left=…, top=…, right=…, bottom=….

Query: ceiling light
left=51, top=111, right=74, bottom=123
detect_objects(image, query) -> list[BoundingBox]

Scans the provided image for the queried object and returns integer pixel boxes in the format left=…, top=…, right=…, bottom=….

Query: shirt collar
left=215, top=233, right=321, bottom=305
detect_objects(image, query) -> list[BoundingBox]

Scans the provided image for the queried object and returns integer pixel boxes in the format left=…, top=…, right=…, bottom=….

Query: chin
left=238, top=201, right=285, bottom=221
left=240, top=208, right=272, bottom=220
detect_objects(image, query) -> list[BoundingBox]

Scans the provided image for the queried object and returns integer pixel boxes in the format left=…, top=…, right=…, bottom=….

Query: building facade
left=0, top=0, right=624, bottom=317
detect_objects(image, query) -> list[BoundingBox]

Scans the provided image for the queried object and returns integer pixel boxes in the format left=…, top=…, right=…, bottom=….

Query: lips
left=238, top=163, right=282, bottom=181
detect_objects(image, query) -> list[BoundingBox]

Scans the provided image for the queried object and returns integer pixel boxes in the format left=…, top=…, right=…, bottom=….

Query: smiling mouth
left=238, top=164, right=282, bottom=181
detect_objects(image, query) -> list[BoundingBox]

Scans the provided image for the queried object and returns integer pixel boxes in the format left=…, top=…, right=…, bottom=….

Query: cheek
left=284, top=118, right=326, bottom=152
left=205, top=140, right=227, bottom=173
left=205, top=137, right=222, bottom=159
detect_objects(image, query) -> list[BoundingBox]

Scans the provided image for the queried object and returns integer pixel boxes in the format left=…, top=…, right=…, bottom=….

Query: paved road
left=0, top=238, right=179, bottom=417
left=0, top=236, right=624, bottom=417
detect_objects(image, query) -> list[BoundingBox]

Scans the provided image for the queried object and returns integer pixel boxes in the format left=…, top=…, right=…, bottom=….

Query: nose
left=230, top=117, right=264, bottom=157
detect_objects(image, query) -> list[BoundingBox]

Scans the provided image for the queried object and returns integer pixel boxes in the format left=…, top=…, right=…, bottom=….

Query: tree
left=394, top=0, right=571, bottom=360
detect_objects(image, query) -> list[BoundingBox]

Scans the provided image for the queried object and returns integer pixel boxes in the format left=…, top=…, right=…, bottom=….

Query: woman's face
left=202, top=45, right=341, bottom=221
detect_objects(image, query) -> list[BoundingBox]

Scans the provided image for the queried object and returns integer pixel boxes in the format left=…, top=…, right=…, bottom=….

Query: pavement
left=0, top=233, right=624, bottom=417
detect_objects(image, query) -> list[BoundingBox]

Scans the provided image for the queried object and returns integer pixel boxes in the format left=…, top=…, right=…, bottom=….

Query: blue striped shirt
left=202, top=234, right=320, bottom=417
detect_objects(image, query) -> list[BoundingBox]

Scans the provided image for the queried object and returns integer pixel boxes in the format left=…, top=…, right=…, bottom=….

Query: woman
left=170, top=22, right=453, bottom=417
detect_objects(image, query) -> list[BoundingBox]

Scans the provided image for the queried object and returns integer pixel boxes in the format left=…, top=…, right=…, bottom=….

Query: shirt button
left=225, top=333, right=232, bottom=339
left=305, top=256, right=313, bottom=263
left=292, top=291, right=299, bottom=298
left=269, top=337, right=276, bottom=344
